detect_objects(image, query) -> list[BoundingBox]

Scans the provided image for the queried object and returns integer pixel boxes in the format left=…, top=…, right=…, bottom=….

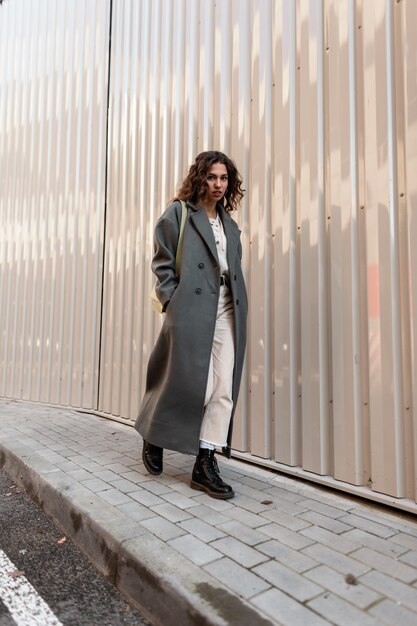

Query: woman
left=135, top=151, right=247, bottom=499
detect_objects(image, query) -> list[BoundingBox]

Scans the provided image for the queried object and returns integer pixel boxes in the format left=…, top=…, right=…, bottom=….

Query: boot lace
left=211, top=456, right=220, bottom=476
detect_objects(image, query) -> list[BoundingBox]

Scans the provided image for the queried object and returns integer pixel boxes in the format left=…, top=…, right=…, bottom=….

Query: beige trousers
left=199, top=285, right=235, bottom=447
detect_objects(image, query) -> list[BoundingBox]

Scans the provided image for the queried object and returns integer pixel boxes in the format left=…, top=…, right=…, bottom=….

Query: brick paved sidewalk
left=1, top=399, right=417, bottom=625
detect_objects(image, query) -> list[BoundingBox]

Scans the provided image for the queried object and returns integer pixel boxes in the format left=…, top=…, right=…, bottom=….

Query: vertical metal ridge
left=289, top=0, right=300, bottom=465
left=97, top=0, right=114, bottom=413
left=261, top=0, right=273, bottom=453
left=385, top=0, right=405, bottom=496
left=348, top=0, right=365, bottom=484
left=317, top=0, right=331, bottom=474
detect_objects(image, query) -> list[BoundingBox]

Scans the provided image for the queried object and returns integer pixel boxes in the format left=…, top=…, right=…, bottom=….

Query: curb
left=0, top=438, right=274, bottom=626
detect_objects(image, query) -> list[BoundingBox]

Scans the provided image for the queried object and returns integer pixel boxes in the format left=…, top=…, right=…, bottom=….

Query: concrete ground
left=1, top=398, right=417, bottom=626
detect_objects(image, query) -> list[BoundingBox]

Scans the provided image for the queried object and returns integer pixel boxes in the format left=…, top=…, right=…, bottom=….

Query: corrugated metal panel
left=0, top=0, right=110, bottom=408
left=1, top=0, right=416, bottom=509
left=98, top=0, right=417, bottom=508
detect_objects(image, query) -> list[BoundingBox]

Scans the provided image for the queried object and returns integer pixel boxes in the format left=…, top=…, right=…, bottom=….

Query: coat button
left=198, top=262, right=204, bottom=269
left=234, top=274, right=237, bottom=280
left=195, top=288, right=202, bottom=295
left=236, top=299, right=239, bottom=305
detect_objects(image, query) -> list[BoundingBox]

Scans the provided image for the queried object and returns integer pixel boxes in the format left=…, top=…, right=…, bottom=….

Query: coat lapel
left=218, top=206, right=240, bottom=266
left=188, top=205, right=219, bottom=262
left=188, top=202, right=241, bottom=267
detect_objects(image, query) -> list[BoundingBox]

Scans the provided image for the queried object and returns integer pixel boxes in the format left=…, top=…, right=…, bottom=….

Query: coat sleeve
left=151, top=212, right=181, bottom=310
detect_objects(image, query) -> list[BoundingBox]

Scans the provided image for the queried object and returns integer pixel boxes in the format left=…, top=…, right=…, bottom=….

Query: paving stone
left=393, top=532, right=417, bottom=551
left=299, top=510, right=353, bottom=534
left=124, top=463, right=143, bottom=473
left=257, top=540, right=319, bottom=573
left=360, top=570, right=417, bottom=612
left=140, top=516, right=187, bottom=541
left=217, top=520, right=270, bottom=546
left=99, top=488, right=132, bottom=506
left=152, top=474, right=178, bottom=488
left=67, top=456, right=104, bottom=472
left=177, top=518, right=227, bottom=542
left=204, top=557, right=270, bottom=599
left=259, top=508, right=312, bottom=531
left=302, top=499, right=352, bottom=519
left=109, top=455, right=138, bottom=466
left=302, top=544, right=370, bottom=577
left=166, top=478, right=198, bottom=495
left=119, top=470, right=151, bottom=484
left=139, top=479, right=173, bottom=495
left=254, top=560, right=323, bottom=602
left=258, top=522, right=314, bottom=550
left=252, top=588, right=331, bottom=626
left=128, top=489, right=166, bottom=507
left=56, top=455, right=80, bottom=466
left=299, top=489, right=355, bottom=513
left=263, top=485, right=307, bottom=504
left=117, top=501, right=156, bottom=522
left=338, top=513, right=397, bottom=538
left=103, top=462, right=130, bottom=473
left=307, top=592, right=381, bottom=626
left=92, top=449, right=121, bottom=460
left=150, top=502, right=193, bottom=523
left=49, top=442, right=75, bottom=452
left=305, top=565, right=382, bottom=609
left=188, top=504, right=230, bottom=526
left=168, top=534, right=221, bottom=566
left=369, top=598, right=417, bottom=626
left=93, top=469, right=122, bottom=482
left=108, top=478, right=141, bottom=493
left=191, top=493, right=235, bottom=511
left=235, top=475, right=274, bottom=492
left=81, top=477, right=112, bottom=492
left=342, top=528, right=408, bottom=558
left=300, top=525, right=361, bottom=554
left=66, top=468, right=93, bottom=481
left=161, top=491, right=202, bottom=509
left=399, top=550, right=417, bottom=568
left=159, top=463, right=189, bottom=477
left=348, top=506, right=417, bottom=535
left=234, top=482, right=273, bottom=501
left=78, top=444, right=110, bottom=454
left=36, top=450, right=68, bottom=464
left=210, top=537, right=269, bottom=568
left=264, top=497, right=308, bottom=516
left=229, top=494, right=273, bottom=514
left=222, top=506, right=267, bottom=528
left=350, top=547, right=417, bottom=583
left=77, top=446, right=111, bottom=457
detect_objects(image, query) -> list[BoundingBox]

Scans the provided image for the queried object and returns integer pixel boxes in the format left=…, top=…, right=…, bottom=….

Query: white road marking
left=0, top=549, right=64, bottom=626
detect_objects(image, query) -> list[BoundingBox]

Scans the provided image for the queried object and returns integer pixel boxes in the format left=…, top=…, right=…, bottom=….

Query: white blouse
left=209, top=214, right=228, bottom=276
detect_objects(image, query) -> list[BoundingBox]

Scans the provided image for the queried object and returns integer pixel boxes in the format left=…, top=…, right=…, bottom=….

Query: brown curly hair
left=175, top=151, right=245, bottom=213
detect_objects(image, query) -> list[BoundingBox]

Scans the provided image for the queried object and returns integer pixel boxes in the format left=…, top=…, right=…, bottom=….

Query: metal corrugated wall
left=1, top=0, right=416, bottom=509
left=0, top=0, right=110, bottom=408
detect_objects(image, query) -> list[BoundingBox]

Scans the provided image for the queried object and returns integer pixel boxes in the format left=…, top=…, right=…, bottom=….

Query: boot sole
left=143, top=463, right=162, bottom=476
left=190, top=481, right=235, bottom=500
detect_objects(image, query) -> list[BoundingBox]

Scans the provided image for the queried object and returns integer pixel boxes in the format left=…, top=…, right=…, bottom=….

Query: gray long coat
left=135, top=200, right=247, bottom=457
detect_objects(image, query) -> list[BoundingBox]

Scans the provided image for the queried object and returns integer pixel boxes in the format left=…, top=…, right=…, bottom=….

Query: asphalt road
left=0, top=469, right=153, bottom=626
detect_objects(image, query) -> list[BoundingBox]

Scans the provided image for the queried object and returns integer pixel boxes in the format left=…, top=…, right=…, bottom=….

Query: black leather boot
left=142, top=440, right=163, bottom=475
left=190, top=449, right=234, bottom=499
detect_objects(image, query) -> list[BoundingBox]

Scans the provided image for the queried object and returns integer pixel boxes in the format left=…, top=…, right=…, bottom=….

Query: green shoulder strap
left=174, top=200, right=187, bottom=277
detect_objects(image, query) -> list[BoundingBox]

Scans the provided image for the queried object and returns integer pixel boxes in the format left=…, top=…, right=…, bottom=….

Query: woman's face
left=202, top=162, right=228, bottom=204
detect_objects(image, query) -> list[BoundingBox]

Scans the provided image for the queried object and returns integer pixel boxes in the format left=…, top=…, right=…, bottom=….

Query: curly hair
left=175, top=151, right=245, bottom=213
